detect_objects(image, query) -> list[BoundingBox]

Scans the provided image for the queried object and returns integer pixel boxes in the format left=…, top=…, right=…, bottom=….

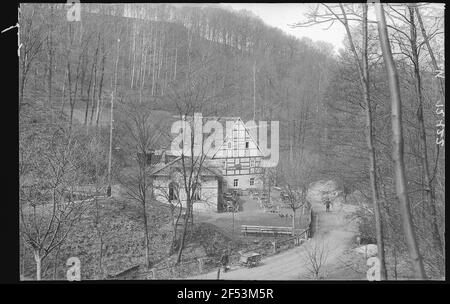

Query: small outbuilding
left=151, top=156, right=225, bottom=212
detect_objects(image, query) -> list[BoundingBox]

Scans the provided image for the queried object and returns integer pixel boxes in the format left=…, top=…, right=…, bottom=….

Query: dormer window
left=245, top=141, right=249, bottom=149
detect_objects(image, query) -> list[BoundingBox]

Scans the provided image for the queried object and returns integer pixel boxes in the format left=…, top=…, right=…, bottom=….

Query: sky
left=221, top=3, right=347, bottom=52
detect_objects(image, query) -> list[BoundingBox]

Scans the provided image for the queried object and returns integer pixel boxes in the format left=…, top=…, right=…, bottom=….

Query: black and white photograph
left=15, top=1, right=445, bottom=283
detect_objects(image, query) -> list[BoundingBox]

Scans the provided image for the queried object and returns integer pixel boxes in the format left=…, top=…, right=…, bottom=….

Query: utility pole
left=107, top=91, right=114, bottom=197
left=232, top=194, right=236, bottom=240
left=253, top=61, right=256, bottom=120
left=107, top=37, right=120, bottom=197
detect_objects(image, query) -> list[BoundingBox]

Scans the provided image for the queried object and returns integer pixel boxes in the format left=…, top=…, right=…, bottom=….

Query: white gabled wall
left=225, top=174, right=263, bottom=190
left=213, top=119, right=262, bottom=159
left=152, top=175, right=219, bottom=212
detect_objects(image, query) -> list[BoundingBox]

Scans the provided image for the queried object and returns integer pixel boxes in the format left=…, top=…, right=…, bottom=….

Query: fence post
left=198, top=258, right=204, bottom=273
left=150, top=268, right=156, bottom=280
left=314, top=209, right=318, bottom=237
left=217, top=267, right=221, bottom=279
left=272, top=241, right=277, bottom=254
left=171, top=266, right=175, bottom=278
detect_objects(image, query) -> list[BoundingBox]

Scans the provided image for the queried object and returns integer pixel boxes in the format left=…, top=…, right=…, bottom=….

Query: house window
left=250, top=178, right=255, bottom=186
left=228, top=142, right=232, bottom=149
left=245, top=141, right=249, bottom=149
left=233, top=179, right=238, bottom=187
left=250, top=159, right=255, bottom=167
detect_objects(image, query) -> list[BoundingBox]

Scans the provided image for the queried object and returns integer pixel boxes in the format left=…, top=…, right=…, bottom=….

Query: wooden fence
left=271, top=206, right=314, bottom=253
left=108, top=256, right=211, bottom=280
left=271, top=228, right=309, bottom=254
left=241, top=225, right=298, bottom=236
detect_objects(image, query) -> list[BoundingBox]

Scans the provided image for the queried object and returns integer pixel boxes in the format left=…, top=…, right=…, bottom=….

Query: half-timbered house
left=210, top=118, right=265, bottom=190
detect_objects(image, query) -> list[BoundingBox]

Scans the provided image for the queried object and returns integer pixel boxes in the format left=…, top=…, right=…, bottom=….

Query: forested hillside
left=19, top=4, right=332, bottom=125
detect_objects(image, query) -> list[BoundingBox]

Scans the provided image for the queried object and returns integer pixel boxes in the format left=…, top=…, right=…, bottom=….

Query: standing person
left=324, top=198, right=331, bottom=212
left=221, top=250, right=229, bottom=273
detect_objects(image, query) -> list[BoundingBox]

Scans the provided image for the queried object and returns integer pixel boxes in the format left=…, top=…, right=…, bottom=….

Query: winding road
left=189, top=188, right=359, bottom=280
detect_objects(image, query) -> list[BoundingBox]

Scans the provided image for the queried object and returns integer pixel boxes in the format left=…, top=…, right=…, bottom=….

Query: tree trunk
left=140, top=28, right=149, bottom=104
left=70, top=105, right=74, bottom=126
left=98, top=236, right=104, bottom=279
left=107, top=38, right=120, bottom=194
left=393, top=247, right=398, bottom=280
left=67, top=61, right=73, bottom=125
left=95, top=52, right=106, bottom=127
left=336, top=3, right=388, bottom=279
left=47, top=46, right=53, bottom=107
left=88, top=39, right=100, bottom=125
left=408, top=6, right=443, bottom=273
left=34, top=250, right=42, bottom=281
left=84, top=59, right=95, bottom=126
left=89, top=63, right=98, bottom=125
left=292, top=210, right=296, bottom=236
left=19, top=67, right=27, bottom=111
left=176, top=199, right=191, bottom=264
left=47, top=5, right=54, bottom=108
left=415, top=7, right=445, bottom=98
left=79, top=53, right=88, bottom=124
left=151, top=24, right=158, bottom=96
left=52, top=245, right=61, bottom=280
left=173, top=46, right=178, bottom=81
left=60, top=70, right=66, bottom=117
left=361, top=3, right=387, bottom=280
left=375, top=2, right=426, bottom=279
left=143, top=202, right=151, bottom=269
left=131, top=22, right=137, bottom=89
left=170, top=224, right=178, bottom=255
left=157, top=31, right=165, bottom=81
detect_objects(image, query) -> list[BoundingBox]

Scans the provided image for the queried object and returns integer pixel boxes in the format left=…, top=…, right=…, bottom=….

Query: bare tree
left=381, top=6, right=445, bottom=272
left=301, top=240, right=329, bottom=280
left=19, top=126, right=91, bottom=280
left=374, top=2, right=426, bottom=279
left=282, top=185, right=307, bottom=236
left=19, top=4, right=44, bottom=111
left=153, top=179, right=184, bottom=255
left=291, top=3, right=388, bottom=279
left=406, top=5, right=443, bottom=273
left=94, top=43, right=107, bottom=127
left=414, top=6, right=445, bottom=98
left=117, top=102, right=165, bottom=269
left=85, top=131, right=110, bottom=279
left=162, top=43, right=231, bottom=264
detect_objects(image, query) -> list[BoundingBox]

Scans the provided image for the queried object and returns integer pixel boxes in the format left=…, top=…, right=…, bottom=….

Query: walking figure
left=221, top=250, right=230, bottom=273
left=324, top=198, right=331, bottom=212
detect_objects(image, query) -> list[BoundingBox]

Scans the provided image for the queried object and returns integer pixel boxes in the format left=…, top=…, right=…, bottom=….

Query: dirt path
left=189, top=190, right=359, bottom=280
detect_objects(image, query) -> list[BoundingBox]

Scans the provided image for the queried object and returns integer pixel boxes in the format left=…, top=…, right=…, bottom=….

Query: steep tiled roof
left=150, top=157, right=222, bottom=178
